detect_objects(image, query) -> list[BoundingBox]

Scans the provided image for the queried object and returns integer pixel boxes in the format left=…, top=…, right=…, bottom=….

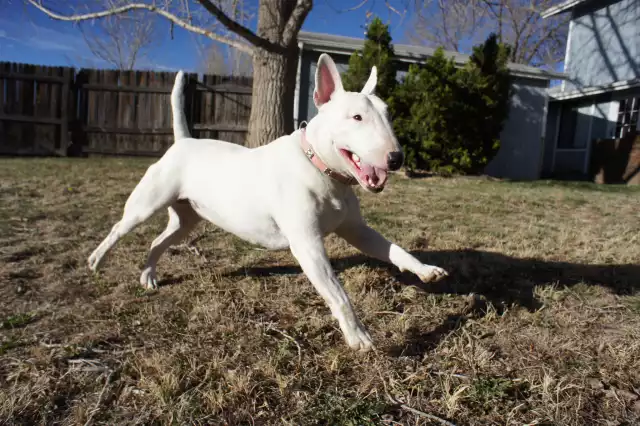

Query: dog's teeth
left=351, top=153, right=360, bottom=162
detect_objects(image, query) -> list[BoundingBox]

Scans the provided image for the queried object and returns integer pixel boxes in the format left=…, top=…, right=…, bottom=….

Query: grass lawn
left=1, top=157, right=640, bottom=425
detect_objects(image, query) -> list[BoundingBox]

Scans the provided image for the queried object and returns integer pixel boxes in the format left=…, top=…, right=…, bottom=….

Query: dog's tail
left=171, top=70, right=191, bottom=141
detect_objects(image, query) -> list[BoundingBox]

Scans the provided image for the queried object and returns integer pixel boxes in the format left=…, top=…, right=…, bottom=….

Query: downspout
left=538, top=90, right=550, bottom=179
left=293, top=41, right=304, bottom=129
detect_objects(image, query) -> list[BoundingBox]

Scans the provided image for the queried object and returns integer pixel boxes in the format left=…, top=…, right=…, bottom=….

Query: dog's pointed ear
left=314, top=54, right=344, bottom=108
left=361, top=66, right=378, bottom=95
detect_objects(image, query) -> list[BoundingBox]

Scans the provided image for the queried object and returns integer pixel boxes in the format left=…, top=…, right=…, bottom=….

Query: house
left=293, top=31, right=567, bottom=180
left=540, top=0, right=640, bottom=180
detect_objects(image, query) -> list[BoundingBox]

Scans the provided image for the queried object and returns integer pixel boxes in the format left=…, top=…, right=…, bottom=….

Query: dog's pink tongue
left=361, top=164, right=388, bottom=187
left=360, top=163, right=375, bottom=178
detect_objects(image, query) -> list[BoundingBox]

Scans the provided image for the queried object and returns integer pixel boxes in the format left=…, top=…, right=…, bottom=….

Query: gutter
left=541, top=0, right=591, bottom=19
left=548, top=79, right=640, bottom=101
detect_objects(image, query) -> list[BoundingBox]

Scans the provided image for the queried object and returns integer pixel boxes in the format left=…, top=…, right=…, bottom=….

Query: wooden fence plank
left=0, top=63, right=7, bottom=150
left=71, top=70, right=89, bottom=155
left=49, top=66, right=61, bottom=153
left=0, top=64, right=5, bottom=115
left=22, top=65, right=35, bottom=153
left=34, top=65, right=55, bottom=154
left=7, top=63, right=24, bottom=152
left=59, top=67, right=72, bottom=155
left=106, top=69, right=119, bottom=153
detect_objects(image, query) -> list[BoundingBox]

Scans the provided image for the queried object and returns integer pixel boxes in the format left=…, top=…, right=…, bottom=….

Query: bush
left=394, top=34, right=512, bottom=174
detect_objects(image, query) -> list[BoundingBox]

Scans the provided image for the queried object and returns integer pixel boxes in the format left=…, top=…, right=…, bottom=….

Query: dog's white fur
left=87, top=54, right=448, bottom=351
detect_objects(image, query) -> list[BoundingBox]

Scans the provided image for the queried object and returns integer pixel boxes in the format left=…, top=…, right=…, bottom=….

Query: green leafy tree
left=393, top=49, right=458, bottom=173
left=342, top=17, right=398, bottom=102
left=457, top=34, right=512, bottom=173
left=394, top=33, right=512, bottom=175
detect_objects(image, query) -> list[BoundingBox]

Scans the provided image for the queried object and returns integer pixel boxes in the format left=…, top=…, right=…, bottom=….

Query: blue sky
left=0, top=1, right=412, bottom=72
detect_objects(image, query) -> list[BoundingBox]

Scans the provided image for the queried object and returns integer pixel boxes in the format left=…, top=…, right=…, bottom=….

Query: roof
left=297, top=31, right=568, bottom=81
left=548, top=78, right=640, bottom=101
left=540, top=0, right=595, bottom=18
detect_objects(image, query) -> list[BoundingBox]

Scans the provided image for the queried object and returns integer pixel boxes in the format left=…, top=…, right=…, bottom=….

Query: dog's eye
left=353, top=114, right=362, bottom=121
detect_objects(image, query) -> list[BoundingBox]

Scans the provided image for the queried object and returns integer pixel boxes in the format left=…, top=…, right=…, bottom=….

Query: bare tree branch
left=27, top=0, right=255, bottom=54
left=409, top=0, right=569, bottom=68
left=282, top=0, right=313, bottom=45
left=194, top=0, right=279, bottom=51
left=327, top=0, right=371, bottom=13
left=78, top=2, right=157, bottom=70
left=202, top=41, right=253, bottom=76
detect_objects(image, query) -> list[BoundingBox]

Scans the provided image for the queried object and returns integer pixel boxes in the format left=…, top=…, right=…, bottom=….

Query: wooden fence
left=0, top=62, right=252, bottom=156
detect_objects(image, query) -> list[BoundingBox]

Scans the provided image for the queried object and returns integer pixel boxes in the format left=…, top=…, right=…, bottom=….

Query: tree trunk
left=244, top=0, right=304, bottom=148
left=245, top=46, right=298, bottom=148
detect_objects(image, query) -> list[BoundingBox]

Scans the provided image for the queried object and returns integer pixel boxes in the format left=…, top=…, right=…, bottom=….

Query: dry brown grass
left=1, top=157, right=640, bottom=425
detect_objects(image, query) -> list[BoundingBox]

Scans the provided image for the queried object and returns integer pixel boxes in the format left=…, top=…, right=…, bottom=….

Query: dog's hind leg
left=88, top=163, right=179, bottom=272
left=139, top=201, right=201, bottom=289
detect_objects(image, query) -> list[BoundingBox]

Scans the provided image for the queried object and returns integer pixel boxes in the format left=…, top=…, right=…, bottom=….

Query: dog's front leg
left=289, top=235, right=373, bottom=351
left=336, top=220, right=448, bottom=284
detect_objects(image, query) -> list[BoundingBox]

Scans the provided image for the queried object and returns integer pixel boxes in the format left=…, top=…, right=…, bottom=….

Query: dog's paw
left=140, top=268, right=158, bottom=290
left=87, top=252, right=101, bottom=272
left=345, top=327, right=374, bottom=352
left=417, top=264, right=448, bottom=283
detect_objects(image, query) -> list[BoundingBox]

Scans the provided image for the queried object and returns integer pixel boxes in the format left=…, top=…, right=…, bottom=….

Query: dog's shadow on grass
left=226, top=249, right=640, bottom=309
left=223, top=249, right=640, bottom=357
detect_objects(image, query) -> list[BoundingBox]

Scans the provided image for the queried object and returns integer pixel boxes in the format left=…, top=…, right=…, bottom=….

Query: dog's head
left=306, top=53, right=403, bottom=193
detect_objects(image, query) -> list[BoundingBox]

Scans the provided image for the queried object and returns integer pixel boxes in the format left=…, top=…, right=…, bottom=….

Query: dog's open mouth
left=339, top=149, right=388, bottom=192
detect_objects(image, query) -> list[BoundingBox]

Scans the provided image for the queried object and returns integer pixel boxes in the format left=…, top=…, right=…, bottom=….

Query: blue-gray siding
left=485, top=79, right=549, bottom=180
left=565, top=0, right=640, bottom=91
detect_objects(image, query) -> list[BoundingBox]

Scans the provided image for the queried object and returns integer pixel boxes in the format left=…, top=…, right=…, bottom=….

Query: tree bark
left=246, top=46, right=298, bottom=147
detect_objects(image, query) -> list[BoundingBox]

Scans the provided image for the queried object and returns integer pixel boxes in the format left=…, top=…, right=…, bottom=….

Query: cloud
left=0, top=16, right=181, bottom=72
left=0, top=17, right=87, bottom=53
left=0, top=27, right=21, bottom=43
left=29, top=23, right=87, bottom=52
left=29, top=38, right=77, bottom=52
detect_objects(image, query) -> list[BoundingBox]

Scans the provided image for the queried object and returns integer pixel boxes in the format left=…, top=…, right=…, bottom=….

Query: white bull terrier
left=88, top=53, right=448, bottom=351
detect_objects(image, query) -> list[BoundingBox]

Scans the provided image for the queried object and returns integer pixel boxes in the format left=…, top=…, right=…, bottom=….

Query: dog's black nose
left=387, top=151, right=404, bottom=171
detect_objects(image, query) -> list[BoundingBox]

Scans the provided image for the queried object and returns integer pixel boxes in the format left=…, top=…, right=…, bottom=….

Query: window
left=615, top=97, right=639, bottom=139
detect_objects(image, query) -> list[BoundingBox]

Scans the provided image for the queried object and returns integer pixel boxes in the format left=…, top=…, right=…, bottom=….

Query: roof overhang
left=548, top=78, right=640, bottom=101
left=298, top=31, right=568, bottom=81
left=540, top=0, right=593, bottom=18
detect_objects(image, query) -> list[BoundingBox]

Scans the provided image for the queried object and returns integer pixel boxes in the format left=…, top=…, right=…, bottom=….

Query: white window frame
left=614, top=96, right=640, bottom=139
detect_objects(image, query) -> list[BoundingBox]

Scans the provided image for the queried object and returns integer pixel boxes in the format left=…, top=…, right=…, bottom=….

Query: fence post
left=58, top=67, right=72, bottom=156
left=71, top=70, right=88, bottom=157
